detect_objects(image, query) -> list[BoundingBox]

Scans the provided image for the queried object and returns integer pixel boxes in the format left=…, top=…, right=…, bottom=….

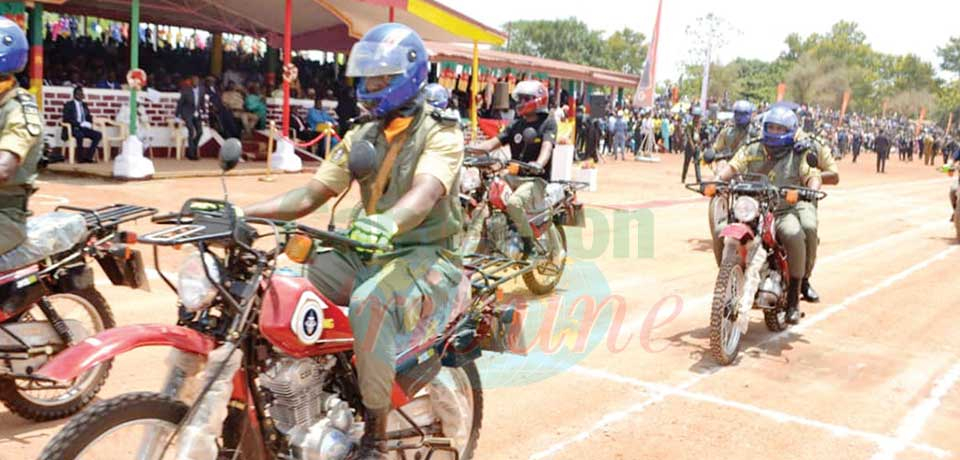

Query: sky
left=436, top=0, right=956, bottom=82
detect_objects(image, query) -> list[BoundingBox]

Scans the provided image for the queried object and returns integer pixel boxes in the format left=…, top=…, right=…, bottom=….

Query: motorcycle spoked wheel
left=522, top=225, right=567, bottom=295
left=709, top=261, right=745, bottom=365
left=763, top=305, right=789, bottom=333
left=707, top=195, right=728, bottom=267
left=0, top=289, right=115, bottom=422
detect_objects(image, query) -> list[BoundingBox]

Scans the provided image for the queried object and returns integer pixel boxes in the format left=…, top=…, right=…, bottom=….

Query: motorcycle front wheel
left=707, top=195, right=728, bottom=267
left=523, top=225, right=567, bottom=295
left=710, top=261, right=745, bottom=365
left=38, top=392, right=190, bottom=460
left=0, top=288, right=115, bottom=421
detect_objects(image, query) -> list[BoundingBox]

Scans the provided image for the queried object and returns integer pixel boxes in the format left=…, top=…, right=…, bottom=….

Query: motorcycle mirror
left=348, top=140, right=378, bottom=181
left=703, top=149, right=716, bottom=163
left=806, top=152, right=819, bottom=169
left=219, top=138, right=243, bottom=173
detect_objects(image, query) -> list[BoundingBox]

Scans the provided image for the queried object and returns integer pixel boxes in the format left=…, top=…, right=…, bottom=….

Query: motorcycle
left=0, top=203, right=155, bottom=420
left=687, top=174, right=826, bottom=365
left=462, top=140, right=586, bottom=295
left=701, top=148, right=736, bottom=266
left=36, top=145, right=524, bottom=460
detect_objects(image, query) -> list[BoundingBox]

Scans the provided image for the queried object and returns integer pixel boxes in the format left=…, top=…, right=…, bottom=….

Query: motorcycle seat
left=0, top=212, right=87, bottom=273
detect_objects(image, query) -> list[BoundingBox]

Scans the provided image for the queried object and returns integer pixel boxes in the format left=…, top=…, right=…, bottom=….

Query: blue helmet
left=0, top=18, right=27, bottom=75
left=346, top=23, right=429, bottom=118
left=761, top=106, right=798, bottom=148
left=732, top=100, right=754, bottom=127
left=423, top=83, right=449, bottom=109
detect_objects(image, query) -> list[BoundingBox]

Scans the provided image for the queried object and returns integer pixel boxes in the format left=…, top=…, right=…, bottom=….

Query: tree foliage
left=501, top=18, right=646, bottom=74
left=936, top=36, right=960, bottom=76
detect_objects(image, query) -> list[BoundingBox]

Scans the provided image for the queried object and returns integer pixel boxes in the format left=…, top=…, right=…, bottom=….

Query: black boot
left=801, top=278, right=820, bottom=303
left=522, top=236, right=537, bottom=255
left=786, top=278, right=802, bottom=325
left=354, top=408, right=390, bottom=460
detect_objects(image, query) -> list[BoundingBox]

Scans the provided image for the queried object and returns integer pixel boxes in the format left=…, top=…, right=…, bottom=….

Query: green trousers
left=308, top=245, right=464, bottom=411
left=795, top=201, right=818, bottom=278
left=0, top=209, right=26, bottom=256
left=505, top=176, right=546, bottom=239
left=775, top=208, right=808, bottom=279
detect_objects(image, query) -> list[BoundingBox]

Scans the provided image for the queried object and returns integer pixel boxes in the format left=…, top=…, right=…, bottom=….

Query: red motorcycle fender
left=36, top=324, right=216, bottom=383
left=719, top=223, right=755, bottom=242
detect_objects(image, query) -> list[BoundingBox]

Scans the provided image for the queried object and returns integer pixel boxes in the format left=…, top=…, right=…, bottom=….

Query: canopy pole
left=129, top=0, right=140, bottom=136
left=210, top=32, right=223, bottom=77
left=470, top=40, right=479, bottom=141
left=282, top=0, right=292, bottom=137
left=28, top=2, right=42, bottom=110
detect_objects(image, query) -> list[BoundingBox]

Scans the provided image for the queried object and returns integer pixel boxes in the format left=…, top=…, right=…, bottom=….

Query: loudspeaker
left=588, top=94, right=607, bottom=118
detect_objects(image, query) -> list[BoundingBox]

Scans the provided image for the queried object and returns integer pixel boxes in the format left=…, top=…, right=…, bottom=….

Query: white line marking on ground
left=530, top=247, right=958, bottom=459
left=569, top=366, right=951, bottom=459
left=871, top=361, right=960, bottom=460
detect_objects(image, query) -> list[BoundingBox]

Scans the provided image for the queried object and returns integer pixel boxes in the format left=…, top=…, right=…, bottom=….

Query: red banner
left=947, top=112, right=954, bottom=136
left=478, top=118, right=509, bottom=139
left=632, top=0, right=662, bottom=108
left=838, top=90, right=851, bottom=127
left=776, top=83, right=786, bottom=102
left=915, top=107, right=927, bottom=136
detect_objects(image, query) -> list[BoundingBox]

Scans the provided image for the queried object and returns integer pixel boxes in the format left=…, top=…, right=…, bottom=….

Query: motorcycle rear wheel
left=0, top=288, right=115, bottom=421
left=710, top=261, right=744, bottom=365
left=764, top=307, right=788, bottom=332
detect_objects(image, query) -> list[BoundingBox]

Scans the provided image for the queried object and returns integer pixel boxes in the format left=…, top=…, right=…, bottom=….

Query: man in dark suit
left=175, top=76, right=203, bottom=161
left=61, top=86, right=101, bottom=163
left=875, top=130, right=891, bottom=174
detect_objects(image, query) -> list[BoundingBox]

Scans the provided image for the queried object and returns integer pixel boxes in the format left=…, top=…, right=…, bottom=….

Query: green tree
left=501, top=18, right=607, bottom=69
left=936, top=36, right=960, bottom=76
left=601, top=28, right=648, bottom=74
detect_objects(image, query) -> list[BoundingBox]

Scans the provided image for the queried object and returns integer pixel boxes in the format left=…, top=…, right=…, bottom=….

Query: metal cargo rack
left=464, top=253, right=534, bottom=297
left=55, top=204, right=158, bottom=229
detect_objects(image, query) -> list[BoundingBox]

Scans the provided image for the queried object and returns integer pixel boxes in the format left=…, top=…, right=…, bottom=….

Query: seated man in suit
left=61, top=86, right=101, bottom=163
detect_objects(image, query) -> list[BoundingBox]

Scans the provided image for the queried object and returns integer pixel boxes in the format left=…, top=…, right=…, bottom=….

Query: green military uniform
left=707, top=124, right=751, bottom=170
left=0, top=86, right=43, bottom=256
left=308, top=104, right=465, bottom=411
left=728, top=142, right=819, bottom=279
left=682, top=121, right=702, bottom=183
left=794, top=129, right=836, bottom=278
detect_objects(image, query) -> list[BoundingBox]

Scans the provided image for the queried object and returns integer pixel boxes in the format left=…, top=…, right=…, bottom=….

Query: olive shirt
left=795, top=128, right=838, bottom=175
left=0, top=86, right=43, bottom=255
left=728, top=142, right=818, bottom=194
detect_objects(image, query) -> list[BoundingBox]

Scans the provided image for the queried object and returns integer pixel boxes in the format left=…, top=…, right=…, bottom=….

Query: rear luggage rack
left=464, top=254, right=534, bottom=296
left=56, top=204, right=158, bottom=229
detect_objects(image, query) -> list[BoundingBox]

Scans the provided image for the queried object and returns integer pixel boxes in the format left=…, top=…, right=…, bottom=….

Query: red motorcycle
left=688, top=174, right=826, bottom=365
left=0, top=204, right=153, bottom=421
left=37, top=151, right=522, bottom=460
left=460, top=150, right=586, bottom=295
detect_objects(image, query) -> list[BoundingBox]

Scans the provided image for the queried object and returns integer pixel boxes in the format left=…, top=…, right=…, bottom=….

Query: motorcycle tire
left=764, top=307, right=788, bottom=333
left=954, top=202, right=960, bottom=242
left=39, top=392, right=190, bottom=460
left=523, top=225, right=567, bottom=295
left=710, top=261, right=745, bottom=366
left=0, top=288, right=115, bottom=422
left=445, top=361, right=484, bottom=460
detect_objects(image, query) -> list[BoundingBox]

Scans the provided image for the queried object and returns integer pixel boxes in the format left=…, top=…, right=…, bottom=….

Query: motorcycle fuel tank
left=260, top=276, right=354, bottom=357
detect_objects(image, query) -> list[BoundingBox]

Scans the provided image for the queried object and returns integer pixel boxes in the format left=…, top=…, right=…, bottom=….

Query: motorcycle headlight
left=177, top=251, right=221, bottom=312
left=733, top=196, right=760, bottom=223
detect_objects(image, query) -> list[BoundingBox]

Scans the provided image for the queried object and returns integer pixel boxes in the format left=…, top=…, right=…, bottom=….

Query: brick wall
left=42, top=86, right=313, bottom=149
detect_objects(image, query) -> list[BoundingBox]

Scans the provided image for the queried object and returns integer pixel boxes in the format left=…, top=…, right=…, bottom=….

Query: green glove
left=347, top=213, right=398, bottom=254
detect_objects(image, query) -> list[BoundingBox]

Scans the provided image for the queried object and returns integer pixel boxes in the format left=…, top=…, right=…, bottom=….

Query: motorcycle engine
left=486, top=212, right=523, bottom=260
left=259, top=357, right=359, bottom=460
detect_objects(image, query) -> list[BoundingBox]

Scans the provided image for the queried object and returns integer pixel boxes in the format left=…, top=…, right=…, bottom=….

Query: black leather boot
left=786, top=278, right=802, bottom=325
left=801, top=278, right=820, bottom=303
left=354, top=408, right=390, bottom=460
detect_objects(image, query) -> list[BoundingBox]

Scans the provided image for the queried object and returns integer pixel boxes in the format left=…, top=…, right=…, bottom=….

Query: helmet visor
left=345, top=41, right=416, bottom=78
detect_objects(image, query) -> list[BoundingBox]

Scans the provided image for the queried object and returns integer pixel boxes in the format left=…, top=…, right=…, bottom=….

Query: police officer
left=423, top=82, right=450, bottom=110
left=709, top=100, right=754, bottom=171
left=244, top=24, right=464, bottom=460
left=682, top=106, right=704, bottom=183
left=718, top=106, right=822, bottom=324
left=0, top=19, right=41, bottom=257
left=472, top=80, right=558, bottom=254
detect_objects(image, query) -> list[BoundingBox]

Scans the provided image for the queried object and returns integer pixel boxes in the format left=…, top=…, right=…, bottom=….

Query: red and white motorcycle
left=37, top=148, right=522, bottom=460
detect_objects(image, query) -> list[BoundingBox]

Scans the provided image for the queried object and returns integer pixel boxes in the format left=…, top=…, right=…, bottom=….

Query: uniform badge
left=513, top=133, right=523, bottom=144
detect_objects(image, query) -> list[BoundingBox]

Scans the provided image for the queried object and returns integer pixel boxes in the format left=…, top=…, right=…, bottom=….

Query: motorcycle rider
left=708, top=100, right=754, bottom=172
left=471, top=80, right=557, bottom=254
left=244, top=24, right=465, bottom=460
left=0, top=19, right=41, bottom=257
left=682, top=106, right=704, bottom=183
left=718, top=106, right=822, bottom=324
